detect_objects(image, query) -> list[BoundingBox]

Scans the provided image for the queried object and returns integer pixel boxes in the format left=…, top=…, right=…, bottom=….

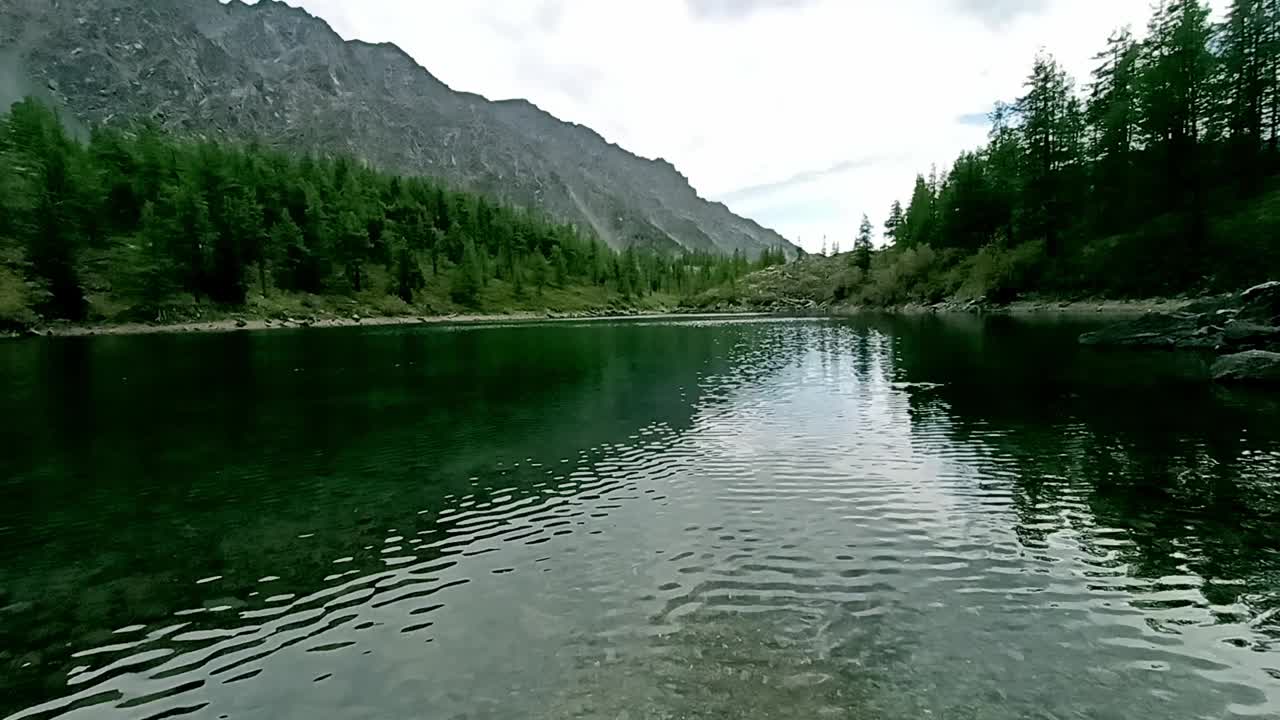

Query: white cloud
left=253, top=0, right=1226, bottom=252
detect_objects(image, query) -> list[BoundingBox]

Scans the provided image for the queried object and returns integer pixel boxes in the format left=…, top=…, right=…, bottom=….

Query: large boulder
left=1238, top=281, right=1280, bottom=325
left=1211, top=350, right=1280, bottom=384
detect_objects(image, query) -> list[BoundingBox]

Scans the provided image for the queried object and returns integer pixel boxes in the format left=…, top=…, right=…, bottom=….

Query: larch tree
left=1138, top=0, right=1215, bottom=260
left=1016, top=52, right=1083, bottom=257
left=1087, top=27, right=1141, bottom=229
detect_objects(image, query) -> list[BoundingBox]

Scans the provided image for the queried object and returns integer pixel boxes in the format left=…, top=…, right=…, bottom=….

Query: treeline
left=861, top=0, right=1280, bottom=303
left=0, top=98, right=787, bottom=324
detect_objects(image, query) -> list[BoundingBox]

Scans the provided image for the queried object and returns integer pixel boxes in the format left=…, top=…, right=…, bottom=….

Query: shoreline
left=6, top=297, right=1199, bottom=340
left=826, top=297, right=1194, bottom=317
left=9, top=309, right=766, bottom=339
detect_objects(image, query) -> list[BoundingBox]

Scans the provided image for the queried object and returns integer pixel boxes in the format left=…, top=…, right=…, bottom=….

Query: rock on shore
left=1079, top=282, right=1280, bottom=354
left=1211, top=351, right=1280, bottom=384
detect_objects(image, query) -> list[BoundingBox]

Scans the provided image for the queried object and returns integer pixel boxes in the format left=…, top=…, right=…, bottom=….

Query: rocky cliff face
left=0, top=0, right=795, bottom=256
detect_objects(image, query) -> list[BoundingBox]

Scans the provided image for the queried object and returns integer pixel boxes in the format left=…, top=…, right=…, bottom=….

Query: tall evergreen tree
left=4, top=99, right=89, bottom=319
left=883, top=201, right=904, bottom=244
left=549, top=245, right=568, bottom=287
left=1016, top=53, right=1083, bottom=256
left=1138, top=0, right=1215, bottom=260
left=853, top=214, right=873, bottom=272
left=335, top=209, right=370, bottom=292
left=270, top=213, right=308, bottom=292
left=452, top=236, right=483, bottom=304
left=134, top=201, right=179, bottom=313
left=1087, top=27, right=1141, bottom=228
left=900, top=174, right=937, bottom=248
left=1220, top=0, right=1272, bottom=189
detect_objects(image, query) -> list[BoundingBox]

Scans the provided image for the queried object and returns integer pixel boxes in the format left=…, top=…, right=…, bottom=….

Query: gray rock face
left=0, top=0, right=796, bottom=257
left=1211, top=351, right=1280, bottom=384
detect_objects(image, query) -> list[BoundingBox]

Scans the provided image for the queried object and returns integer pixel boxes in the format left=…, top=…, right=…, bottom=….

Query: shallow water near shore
left=1, top=314, right=1278, bottom=719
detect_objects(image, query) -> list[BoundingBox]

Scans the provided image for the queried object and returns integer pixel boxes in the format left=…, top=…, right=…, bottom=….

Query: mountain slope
left=0, top=0, right=796, bottom=256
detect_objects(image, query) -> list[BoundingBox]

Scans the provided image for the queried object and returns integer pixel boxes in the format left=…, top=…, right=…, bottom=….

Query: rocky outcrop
left=1221, top=320, right=1280, bottom=351
left=1238, top=280, right=1280, bottom=325
left=1211, top=351, right=1280, bottom=384
left=1078, top=310, right=1223, bottom=349
left=1080, top=282, right=1280, bottom=354
left=0, top=0, right=796, bottom=257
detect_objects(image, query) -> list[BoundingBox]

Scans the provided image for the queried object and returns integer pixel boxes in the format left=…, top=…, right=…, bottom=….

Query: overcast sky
left=257, top=0, right=1225, bottom=252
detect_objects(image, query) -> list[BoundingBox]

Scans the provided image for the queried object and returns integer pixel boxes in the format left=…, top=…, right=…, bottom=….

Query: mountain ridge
left=0, top=0, right=796, bottom=256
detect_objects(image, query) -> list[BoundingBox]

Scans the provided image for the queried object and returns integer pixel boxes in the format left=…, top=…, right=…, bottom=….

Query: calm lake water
left=2, top=315, right=1279, bottom=719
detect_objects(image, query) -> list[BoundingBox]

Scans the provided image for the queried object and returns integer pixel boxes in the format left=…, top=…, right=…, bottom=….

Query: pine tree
left=549, top=245, right=568, bottom=287
left=173, top=181, right=217, bottom=299
left=853, top=214, right=873, bottom=272
left=936, top=151, right=1001, bottom=251
left=134, top=201, right=179, bottom=314
left=271, top=213, right=308, bottom=292
left=883, top=200, right=904, bottom=244
left=452, top=236, right=483, bottom=304
left=512, top=251, right=526, bottom=298
left=212, top=185, right=260, bottom=304
left=5, top=99, right=89, bottom=319
left=530, top=250, right=551, bottom=296
left=1087, top=27, right=1141, bottom=228
left=1220, top=0, right=1277, bottom=189
left=985, top=102, right=1021, bottom=244
left=335, top=209, right=369, bottom=292
left=1016, top=53, right=1083, bottom=256
left=1138, top=0, right=1215, bottom=258
left=393, top=234, right=423, bottom=304
left=900, top=174, right=937, bottom=247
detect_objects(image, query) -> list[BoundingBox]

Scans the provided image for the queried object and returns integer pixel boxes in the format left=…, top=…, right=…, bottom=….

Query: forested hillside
left=1, top=0, right=796, bottom=257
left=718, top=0, right=1280, bottom=310
left=0, top=99, right=787, bottom=330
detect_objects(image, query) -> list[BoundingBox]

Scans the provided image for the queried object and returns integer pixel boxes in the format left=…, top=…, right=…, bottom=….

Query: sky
left=248, top=0, right=1226, bottom=252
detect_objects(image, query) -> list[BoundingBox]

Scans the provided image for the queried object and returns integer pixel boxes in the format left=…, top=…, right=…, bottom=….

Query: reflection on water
left=0, top=316, right=1277, bottom=719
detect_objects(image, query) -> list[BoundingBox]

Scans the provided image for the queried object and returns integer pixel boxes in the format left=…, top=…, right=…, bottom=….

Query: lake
left=1, top=315, right=1278, bottom=719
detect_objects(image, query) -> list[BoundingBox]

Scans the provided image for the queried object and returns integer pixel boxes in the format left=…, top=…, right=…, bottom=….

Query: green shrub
left=859, top=244, right=952, bottom=306
left=0, top=265, right=37, bottom=331
left=957, top=241, right=1045, bottom=303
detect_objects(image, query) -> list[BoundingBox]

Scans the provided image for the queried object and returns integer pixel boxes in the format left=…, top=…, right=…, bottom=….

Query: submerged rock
left=1211, top=351, right=1280, bottom=384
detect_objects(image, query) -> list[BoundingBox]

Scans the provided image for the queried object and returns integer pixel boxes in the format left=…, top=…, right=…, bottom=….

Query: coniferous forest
left=735, top=0, right=1280, bottom=310
left=0, top=98, right=787, bottom=329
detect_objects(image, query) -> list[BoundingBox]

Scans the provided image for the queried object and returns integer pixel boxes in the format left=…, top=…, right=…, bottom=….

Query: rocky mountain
left=0, top=0, right=796, bottom=256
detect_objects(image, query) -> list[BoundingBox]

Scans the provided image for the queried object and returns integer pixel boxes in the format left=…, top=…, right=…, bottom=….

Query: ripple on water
left=2, top=319, right=1279, bottom=720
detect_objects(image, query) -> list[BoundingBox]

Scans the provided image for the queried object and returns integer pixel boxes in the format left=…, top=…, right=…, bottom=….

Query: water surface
left=2, top=315, right=1279, bottom=719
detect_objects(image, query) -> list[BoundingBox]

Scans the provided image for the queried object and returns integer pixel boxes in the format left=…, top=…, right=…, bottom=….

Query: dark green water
left=2, top=316, right=1279, bottom=719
